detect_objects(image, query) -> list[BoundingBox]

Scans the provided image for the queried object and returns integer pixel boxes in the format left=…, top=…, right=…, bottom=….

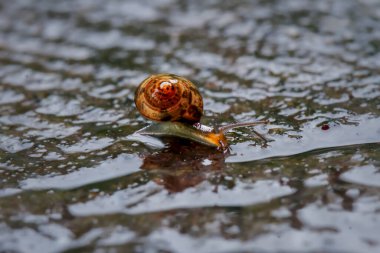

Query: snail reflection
left=139, top=138, right=227, bottom=193
left=134, top=73, right=269, bottom=151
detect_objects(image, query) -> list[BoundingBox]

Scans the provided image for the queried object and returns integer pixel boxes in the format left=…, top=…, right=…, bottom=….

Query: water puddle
left=0, top=0, right=379, bottom=252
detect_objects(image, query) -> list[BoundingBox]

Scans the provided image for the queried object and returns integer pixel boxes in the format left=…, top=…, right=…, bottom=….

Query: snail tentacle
left=217, top=120, right=269, bottom=133
left=218, top=120, right=269, bottom=143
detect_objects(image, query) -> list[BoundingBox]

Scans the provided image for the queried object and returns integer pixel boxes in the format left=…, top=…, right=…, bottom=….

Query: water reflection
left=140, top=139, right=226, bottom=192
left=1, top=0, right=380, bottom=252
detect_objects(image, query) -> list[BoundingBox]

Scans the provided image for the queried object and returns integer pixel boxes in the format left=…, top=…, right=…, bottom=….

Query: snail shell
left=135, top=73, right=203, bottom=123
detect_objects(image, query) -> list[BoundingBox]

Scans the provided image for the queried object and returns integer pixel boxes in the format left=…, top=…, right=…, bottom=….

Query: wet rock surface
left=0, top=0, right=379, bottom=252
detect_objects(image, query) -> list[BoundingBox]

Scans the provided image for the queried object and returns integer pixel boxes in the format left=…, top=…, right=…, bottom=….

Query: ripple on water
left=0, top=35, right=93, bottom=60
left=340, top=165, right=380, bottom=188
left=26, top=126, right=81, bottom=140
left=36, top=95, right=83, bottom=117
left=144, top=228, right=259, bottom=253
left=0, top=135, right=33, bottom=153
left=74, top=108, right=124, bottom=123
left=0, top=188, right=22, bottom=197
left=20, top=154, right=141, bottom=190
left=0, top=113, right=82, bottom=140
left=67, top=29, right=156, bottom=51
left=2, top=69, right=82, bottom=91
left=227, top=116, right=380, bottom=163
left=43, top=152, right=65, bottom=161
left=0, top=0, right=380, bottom=252
left=0, top=89, right=25, bottom=105
left=58, top=137, right=115, bottom=154
left=69, top=180, right=295, bottom=215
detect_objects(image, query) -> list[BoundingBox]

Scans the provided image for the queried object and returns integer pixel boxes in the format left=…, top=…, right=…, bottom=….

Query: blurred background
left=0, top=0, right=379, bottom=252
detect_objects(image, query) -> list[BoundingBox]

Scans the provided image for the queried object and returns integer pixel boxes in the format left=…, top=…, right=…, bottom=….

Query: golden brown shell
left=134, top=73, right=203, bottom=123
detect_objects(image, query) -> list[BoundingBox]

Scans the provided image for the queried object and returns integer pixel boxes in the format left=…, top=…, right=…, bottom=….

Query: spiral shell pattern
left=135, top=74, right=203, bottom=123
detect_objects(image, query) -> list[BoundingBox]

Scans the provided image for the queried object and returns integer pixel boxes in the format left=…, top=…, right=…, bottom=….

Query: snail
left=135, top=73, right=203, bottom=123
left=134, top=73, right=268, bottom=151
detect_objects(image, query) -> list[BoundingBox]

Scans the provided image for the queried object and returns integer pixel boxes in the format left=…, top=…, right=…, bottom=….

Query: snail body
left=134, top=73, right=203, bottom=123
left=134, top=73, right=268, bottom=151
left=136, top=122, right=228, bottom=149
